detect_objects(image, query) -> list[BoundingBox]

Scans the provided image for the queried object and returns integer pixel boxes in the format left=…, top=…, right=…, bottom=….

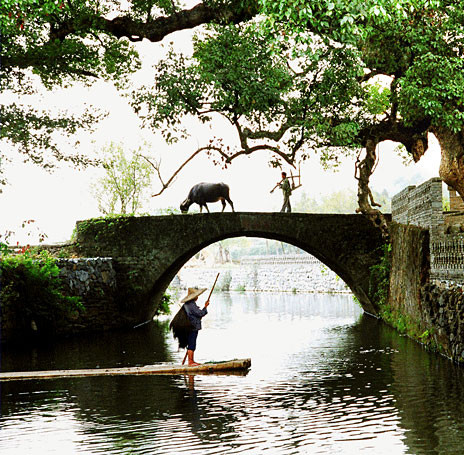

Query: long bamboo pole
left=206, top=272, right=220, bottom=301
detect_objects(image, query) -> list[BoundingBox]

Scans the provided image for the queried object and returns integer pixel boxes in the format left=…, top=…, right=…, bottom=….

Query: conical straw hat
left=180, top=287, right=207, bottom=303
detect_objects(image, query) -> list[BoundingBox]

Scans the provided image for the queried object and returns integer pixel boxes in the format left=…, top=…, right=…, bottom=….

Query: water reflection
left=1, top=319, right=174, bottom=372
left=2, top=292, right=464, bottom=454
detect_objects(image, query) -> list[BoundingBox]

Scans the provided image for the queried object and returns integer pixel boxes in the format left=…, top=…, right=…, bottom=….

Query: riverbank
left=174, top=255, right=350, bottom=294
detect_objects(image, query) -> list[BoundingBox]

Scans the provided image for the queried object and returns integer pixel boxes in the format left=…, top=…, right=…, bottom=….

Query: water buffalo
left=180, top=182, right=235, bottom=213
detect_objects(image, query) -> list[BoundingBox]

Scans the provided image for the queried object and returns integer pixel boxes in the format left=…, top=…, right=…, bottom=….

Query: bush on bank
left=0, top=250, right=84, bottom=337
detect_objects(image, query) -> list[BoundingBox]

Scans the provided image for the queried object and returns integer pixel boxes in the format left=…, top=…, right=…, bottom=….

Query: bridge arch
left=75, top=213, right=386, bottom=325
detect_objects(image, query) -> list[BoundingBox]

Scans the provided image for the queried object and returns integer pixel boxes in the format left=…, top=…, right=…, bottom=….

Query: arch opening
left=149, top=234, right=363, bottom=316
left=171, top=237, right=351, bottom=296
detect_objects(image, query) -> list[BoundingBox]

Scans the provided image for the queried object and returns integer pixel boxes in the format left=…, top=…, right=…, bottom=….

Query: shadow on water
left=2, top=293, right=464, bottom=454
left=1, top=319, right=174, bottom=372
left=1, top=374, right=243, bottom=448
left=1, top=317, right=243, bottom=447
left=341, top=316, right=464, bottom=455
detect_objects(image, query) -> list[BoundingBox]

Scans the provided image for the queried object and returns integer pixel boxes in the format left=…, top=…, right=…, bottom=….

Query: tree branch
left=50, top=1, right=259, bottom=43
left=146, top=139, right=298, bottom=198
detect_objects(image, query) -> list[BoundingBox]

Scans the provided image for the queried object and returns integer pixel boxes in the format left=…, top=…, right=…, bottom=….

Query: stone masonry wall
left=430, top=233, right=464, bottom=284
left=389, top=222, right=429, bottom=320
left=391, top=180, right=464, bottom=362
left=55, top=258, right=121, bottom=335
left=389, top=220, right=464, bottom=363
left=0, top=257, right=122, bottom=343
left=56, top=258, right=116, bottom=297
left=392, top=177, right=464, bottom=285
left=391, top=177, right=443, bottom=229
left=175, top=255, right=349, bottom=294
left=73, top=213, right=386, bottom=315
left=420, top=282, right=464, bottom=362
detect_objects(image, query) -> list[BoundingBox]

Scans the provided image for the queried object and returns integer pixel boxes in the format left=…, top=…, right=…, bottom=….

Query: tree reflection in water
left=2, top=293, right=464, bottom=454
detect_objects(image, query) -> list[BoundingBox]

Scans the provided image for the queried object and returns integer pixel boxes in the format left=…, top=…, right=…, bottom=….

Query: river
left=2, top=292, right=464, bottom=454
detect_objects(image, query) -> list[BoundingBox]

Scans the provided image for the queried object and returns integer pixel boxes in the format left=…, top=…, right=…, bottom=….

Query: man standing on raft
left=181, top=287, right=210, bottom=366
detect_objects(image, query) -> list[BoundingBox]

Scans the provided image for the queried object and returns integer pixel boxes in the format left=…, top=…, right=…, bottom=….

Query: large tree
left=91, top=142, right=153, bottom=215
left=134, top=0, right=464, bottom=237
left=4, top=0, right=464, bottom=238
left=262, top=0, right=464, bottom=227
left=128, top=15, right=409, bottom=236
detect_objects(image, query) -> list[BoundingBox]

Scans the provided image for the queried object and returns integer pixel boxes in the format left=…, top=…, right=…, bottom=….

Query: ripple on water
left=2, top=293, right=464, bottom=454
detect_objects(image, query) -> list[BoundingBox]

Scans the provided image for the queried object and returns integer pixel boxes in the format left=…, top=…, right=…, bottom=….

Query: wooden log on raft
left=0, top=358, right=251, bottom=382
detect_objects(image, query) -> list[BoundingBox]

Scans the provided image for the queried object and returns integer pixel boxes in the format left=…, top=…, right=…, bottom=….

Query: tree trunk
left=355, top=139, right=390, bottom=240
left=431, top=126, right=464, bottom=203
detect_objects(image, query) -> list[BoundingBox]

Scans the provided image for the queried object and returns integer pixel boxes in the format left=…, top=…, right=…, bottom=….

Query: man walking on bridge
left=279, top=172, right=292, bottom=213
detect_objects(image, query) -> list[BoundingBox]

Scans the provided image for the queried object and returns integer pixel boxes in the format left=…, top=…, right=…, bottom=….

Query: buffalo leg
left=226, top=198, right=235, bottom=212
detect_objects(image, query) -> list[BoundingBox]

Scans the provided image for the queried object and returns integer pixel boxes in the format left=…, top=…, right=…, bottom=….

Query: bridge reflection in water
left=2, top=292, right=464, bottom=454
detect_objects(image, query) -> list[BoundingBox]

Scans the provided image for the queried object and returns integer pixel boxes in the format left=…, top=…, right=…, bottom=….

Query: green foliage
left=132, top=21, right=364, bottom=167
left=91, top=142, right=153, bottom=215
left=133, top=23, right=292, bottom=139
left=443, top=196, right=450, bottom=212
left=419, top=329, right=430, bottom=340
left=0, top=242, right=9, bottom=256
left=1, top=0, right=140, bottom=175
left=73, top=213, right=139, bottom=244
left=1, top=104, right=105, bottom=174
left=0, top=250, right=84, bottom=332
left=366, top=243, right=432, bottom=346
left=294, top=188, right=391, bottom=214
left=399, top=54, right=464, bottom=132
left=369, top=243, right=391, bottom=310
left=1, top=1, right=141, bottom=90
left=153, top=207, right=181, bottom=215
left=365, top=83, right=391, bottom=117
left=263, top=0, right=464, bottom=136
left=5, top=0, right=464, bottom=205
left=155, top=291, right=173, bottom=316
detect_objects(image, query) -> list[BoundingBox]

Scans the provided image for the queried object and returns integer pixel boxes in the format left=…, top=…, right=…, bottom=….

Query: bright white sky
left=0, top=29, right=442, bottom=245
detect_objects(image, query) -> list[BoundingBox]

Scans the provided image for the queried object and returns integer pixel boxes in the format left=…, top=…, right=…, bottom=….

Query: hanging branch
left=354, top=139, right=390, bottom=240
left=143, top=144, right=234, bottom=197
left=143, top=137, right=301, bottom=198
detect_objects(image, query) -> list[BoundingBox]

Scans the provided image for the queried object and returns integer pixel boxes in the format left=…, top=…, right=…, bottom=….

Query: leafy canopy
left=261, top=0, right=464, bottom=135
left=132, top=22, right=366, bottom=169
left=1, top=0, right=142, bottom=173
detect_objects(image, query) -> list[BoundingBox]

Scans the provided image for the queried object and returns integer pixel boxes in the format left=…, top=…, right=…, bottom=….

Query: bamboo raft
left=0, top=358, right=251, bottom=382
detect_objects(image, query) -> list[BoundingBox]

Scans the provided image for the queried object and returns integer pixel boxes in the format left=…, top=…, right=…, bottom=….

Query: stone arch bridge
left=74, top=213, right=387, bottom=326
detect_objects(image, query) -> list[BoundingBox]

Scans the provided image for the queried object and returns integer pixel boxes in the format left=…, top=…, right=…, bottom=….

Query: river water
left=2, top=292, right=464, bottom=454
